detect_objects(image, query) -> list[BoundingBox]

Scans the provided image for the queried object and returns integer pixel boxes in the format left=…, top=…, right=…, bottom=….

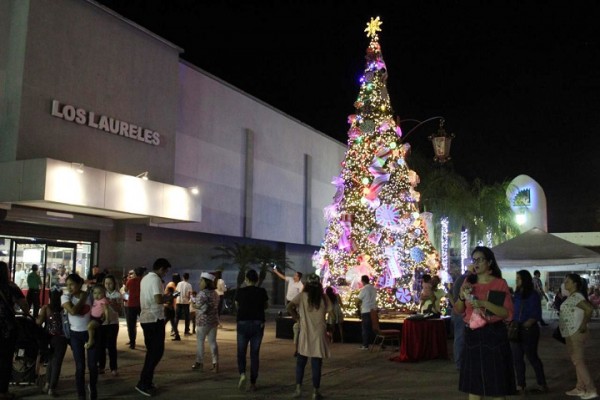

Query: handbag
left=469, top=308, right=488, bottom=329
left=552, top=326, right=566, bottom=344
left=507, top=321, right=521, bottom=341
left=508, top=299, right=523, bottom=342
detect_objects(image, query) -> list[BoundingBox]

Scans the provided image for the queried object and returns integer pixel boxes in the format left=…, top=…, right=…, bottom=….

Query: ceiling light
left=136, top=171, right=149, bottom=180
left=71, top=162, right=84, bottom=173
left=189, top=186, right=199, bottom=195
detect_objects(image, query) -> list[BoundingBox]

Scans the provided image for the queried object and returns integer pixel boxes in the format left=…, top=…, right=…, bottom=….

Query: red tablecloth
left=21, top=288, right=51, bottom=306
left=391, top=318, right=448, bottom=362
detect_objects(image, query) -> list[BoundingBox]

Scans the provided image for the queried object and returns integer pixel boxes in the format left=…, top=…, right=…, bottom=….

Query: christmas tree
left=314, top=17, right=440, bottom=315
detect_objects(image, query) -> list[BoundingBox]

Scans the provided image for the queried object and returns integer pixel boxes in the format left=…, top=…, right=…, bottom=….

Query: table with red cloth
left=391, top=318, right=448, bottom=362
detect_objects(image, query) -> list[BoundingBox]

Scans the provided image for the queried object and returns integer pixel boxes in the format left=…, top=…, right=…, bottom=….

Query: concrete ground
left=10, top=311, right=600, bottom=400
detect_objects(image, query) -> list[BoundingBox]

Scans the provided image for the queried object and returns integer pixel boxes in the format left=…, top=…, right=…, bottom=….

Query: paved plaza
left=11, top=312, right=600, bottom=400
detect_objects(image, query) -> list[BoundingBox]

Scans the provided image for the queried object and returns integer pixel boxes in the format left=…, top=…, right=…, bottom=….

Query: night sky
left=96, top=0, right=600, bottom=233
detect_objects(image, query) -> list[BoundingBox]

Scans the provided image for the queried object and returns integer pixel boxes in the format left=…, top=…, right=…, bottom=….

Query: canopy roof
left=492, top=227, right=600, bottom=271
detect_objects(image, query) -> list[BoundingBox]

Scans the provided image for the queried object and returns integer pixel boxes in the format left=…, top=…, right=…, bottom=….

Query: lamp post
left=396, top=116, right=455, bottom=163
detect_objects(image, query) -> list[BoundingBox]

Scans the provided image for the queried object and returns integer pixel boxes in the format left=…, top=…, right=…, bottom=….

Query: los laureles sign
left=51, top=100, right=161, bottom=146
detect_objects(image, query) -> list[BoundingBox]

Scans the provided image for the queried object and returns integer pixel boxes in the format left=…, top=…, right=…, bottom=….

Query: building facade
left=0, top=0, right=345, bottom=303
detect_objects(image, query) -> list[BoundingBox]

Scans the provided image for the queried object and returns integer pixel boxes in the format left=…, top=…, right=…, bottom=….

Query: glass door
left=9, top=240, right=78, bottom=305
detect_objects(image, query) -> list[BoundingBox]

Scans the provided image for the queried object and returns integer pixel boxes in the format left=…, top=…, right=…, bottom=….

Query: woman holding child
left=61, top=274, right=99, bottom=400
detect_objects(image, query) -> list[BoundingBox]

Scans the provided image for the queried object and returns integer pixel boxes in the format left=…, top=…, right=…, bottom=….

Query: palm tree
left=211, top=243, right=257, bottom=289
left=470, top=180, right=520, bottom=246
left=411, top=151, right=517, bottom=249
left=253, top=244, right=294, bottom=287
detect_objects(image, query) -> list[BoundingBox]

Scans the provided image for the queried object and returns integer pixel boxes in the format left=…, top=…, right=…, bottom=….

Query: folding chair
left=369, top=309, right=400, bottom=352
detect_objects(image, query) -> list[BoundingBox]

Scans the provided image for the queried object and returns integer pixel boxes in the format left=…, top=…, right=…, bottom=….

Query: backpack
left=46, top=309, right=63, bottom=336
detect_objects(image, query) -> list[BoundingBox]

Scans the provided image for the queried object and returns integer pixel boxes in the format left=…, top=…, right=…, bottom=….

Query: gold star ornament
left=365, top=16, right=383, bottom=38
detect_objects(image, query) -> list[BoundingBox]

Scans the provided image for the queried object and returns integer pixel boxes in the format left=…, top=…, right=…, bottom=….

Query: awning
left=0, top=158, right=201, bottom=224
left=492, top=227, right=600, bottom=271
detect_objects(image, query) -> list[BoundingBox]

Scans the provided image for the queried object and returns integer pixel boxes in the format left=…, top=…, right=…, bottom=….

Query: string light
left=461, top=228, right=469, bottom=272
left=316, top=18, right=440, bottom=315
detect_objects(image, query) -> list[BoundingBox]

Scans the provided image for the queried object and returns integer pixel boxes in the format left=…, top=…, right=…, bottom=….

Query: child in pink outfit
left=86, top=285, right=110, bottom=349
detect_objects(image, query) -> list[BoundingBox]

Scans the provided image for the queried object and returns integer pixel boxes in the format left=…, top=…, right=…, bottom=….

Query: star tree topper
left=365, top=16, right=383, bottom=38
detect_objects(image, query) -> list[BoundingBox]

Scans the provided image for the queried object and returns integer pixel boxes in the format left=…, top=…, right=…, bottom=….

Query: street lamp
left=396, top=116, right=455, bottom=163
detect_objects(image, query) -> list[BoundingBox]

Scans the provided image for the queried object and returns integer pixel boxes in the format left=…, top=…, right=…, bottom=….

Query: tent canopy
left=492, top=227, right=600, bottom=271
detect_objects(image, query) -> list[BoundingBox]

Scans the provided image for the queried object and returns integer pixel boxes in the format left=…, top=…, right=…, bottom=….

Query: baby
left=86, top=285, right=110, bottom=349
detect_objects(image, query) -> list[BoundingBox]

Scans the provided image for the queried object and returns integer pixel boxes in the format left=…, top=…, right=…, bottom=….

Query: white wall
left=173, top=63, right=345, bottom=246
left=13, top=0, right=181, bottom=183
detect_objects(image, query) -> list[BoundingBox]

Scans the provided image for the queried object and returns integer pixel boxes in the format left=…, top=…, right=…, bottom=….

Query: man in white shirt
left=135, top=258, right=171, bottom=397
left=357, top=275, right=377, bottom=350
left=175, top=272, right=193, bottom=337
left=273, top=268, right=303, bottom=303
left=273, top=267, right=304, bottom=354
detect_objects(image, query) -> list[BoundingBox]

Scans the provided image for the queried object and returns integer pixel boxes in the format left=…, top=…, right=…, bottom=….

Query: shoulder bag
left=507, top=302, right=522, bottom=342
left=62, top=295, right=72, bottom=339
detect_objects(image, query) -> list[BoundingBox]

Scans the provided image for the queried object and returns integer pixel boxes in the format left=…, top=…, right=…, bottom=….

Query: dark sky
left=97, top=0, right=600, bottom=232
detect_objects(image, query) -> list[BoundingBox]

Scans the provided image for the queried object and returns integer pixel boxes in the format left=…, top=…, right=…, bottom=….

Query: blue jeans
left=296, top=355, right=323, bottom=389
left=237, top=320, right=264, bottom=384
left=510, top=323, right=546, bottom=388
left=452, top=313, right=465, bottom=370
left=360, top=312, right=373, bottom=347
left=69, top=330, right=99, bottom=399
left=137, top=320, right=165, bottom=390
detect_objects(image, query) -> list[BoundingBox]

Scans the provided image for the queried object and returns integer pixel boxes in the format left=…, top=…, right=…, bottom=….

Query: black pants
left=46, top=335, right=68, bottom=390
left=165, top=307, right=176, bottom=333
left=137, top=320, right=165, bottom=391
left=27, top=289, right=41, bottom=318
left=97, top=324, right=119, bottom=371
left=176, top=304, right=191, bottom=334
left=125, top=306, right=140, bottom=345
left=0, top=333, right=16, bottom=394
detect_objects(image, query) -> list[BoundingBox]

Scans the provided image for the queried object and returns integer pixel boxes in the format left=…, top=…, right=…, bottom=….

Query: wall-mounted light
left=71, top=162, right=84, bottom=173
left=189, top=186, right=199, bottom=195
left=136, top=171, right=149, bottom=180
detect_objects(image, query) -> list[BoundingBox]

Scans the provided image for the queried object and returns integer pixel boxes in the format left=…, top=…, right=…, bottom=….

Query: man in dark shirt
left=235, top=269, right=268, bottom=393
left=26, top=264, right=42, bottom=318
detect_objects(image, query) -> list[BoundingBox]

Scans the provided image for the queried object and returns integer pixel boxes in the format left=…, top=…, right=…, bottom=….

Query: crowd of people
left=448, top=248, right=598, bottom=400
left=1, top=250, right=599, bottom=400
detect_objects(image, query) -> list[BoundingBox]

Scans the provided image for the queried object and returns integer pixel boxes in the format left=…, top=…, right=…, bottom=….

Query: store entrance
left=2, top=237, right=95, bottom=305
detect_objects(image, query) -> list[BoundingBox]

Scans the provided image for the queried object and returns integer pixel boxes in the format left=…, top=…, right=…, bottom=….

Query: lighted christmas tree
left=314, top=17, right=440, bottom=315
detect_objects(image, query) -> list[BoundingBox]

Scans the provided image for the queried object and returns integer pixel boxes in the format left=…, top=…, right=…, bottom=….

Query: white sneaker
left=238, top=374, right=247, bottom=391
left=566, top=388, right=585, bottom=396
left=581, top=392, right=599, bottom=400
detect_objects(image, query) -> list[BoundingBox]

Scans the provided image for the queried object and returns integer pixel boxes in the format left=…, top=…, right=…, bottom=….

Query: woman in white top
left=61, top=274, right=98, bottom=400
left=98, top=275, right=121, bottom=376
left=559, top=273, right=596, bottom=399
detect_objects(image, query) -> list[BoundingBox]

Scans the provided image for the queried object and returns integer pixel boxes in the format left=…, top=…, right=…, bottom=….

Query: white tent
left=492, top=227, right=600, bottom=273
